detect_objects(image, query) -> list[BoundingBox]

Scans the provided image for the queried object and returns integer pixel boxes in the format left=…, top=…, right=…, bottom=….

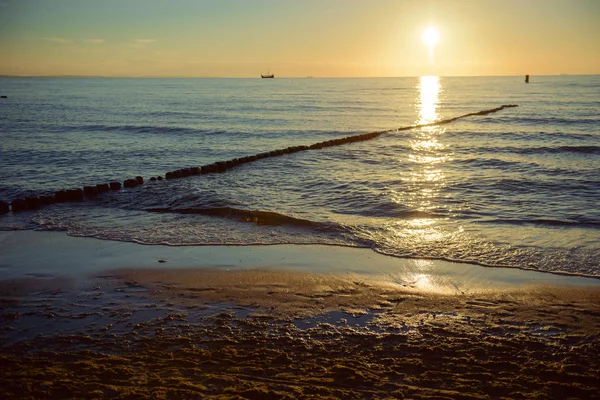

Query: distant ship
left=261, top=70, right=274, bottom=78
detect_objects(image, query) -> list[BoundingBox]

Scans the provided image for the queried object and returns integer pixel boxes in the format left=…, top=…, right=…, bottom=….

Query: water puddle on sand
left=1, top=279, right=166, bottom=344
left=0, top=274, right=285, bottom=348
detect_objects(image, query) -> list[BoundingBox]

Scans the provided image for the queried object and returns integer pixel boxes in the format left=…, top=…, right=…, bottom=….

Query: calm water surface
left=1, top=76, right=599, bottom=277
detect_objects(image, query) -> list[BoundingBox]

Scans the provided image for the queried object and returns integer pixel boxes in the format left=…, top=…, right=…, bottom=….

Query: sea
left=1, top=75, right=599, bottom=278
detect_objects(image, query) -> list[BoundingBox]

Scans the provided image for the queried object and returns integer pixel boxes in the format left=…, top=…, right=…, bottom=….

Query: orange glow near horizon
left=0, top=1, right=598, bottom=77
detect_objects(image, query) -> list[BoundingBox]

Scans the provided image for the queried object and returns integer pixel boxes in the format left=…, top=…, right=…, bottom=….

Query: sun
left=422, top=26, right=440, bottom=48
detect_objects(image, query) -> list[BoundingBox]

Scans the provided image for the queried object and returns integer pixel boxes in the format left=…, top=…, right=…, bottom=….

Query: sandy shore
left=1, top=231, right=600, bottom=399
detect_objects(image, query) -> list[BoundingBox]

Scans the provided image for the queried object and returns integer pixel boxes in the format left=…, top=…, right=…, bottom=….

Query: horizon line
left=0, top=73, right=595, bottom=79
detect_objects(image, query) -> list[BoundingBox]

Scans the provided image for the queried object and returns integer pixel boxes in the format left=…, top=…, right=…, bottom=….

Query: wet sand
left=2, top=265, right=600, bottom=399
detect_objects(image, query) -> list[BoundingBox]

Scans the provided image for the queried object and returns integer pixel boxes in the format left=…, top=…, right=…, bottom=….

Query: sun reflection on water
left=408, top=260, right=439, bottom=292
left=386, top=76, right=451, bottom=267
left=417, top=76, right=442, bottom=125
left=404, top=75, right=448, bottom=217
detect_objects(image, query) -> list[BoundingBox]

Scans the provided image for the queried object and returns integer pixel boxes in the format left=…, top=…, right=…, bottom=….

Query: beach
left=1, top=2, right=599, bottom=398
left=1, top=231, right=599, bottom=399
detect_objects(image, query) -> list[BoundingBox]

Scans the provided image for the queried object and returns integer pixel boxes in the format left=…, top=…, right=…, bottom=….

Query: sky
left=0, top=0, right=598, bottom=77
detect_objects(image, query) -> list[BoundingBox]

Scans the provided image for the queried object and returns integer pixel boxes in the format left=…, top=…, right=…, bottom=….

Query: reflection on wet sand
left=2, top=267, right=599, bottom=399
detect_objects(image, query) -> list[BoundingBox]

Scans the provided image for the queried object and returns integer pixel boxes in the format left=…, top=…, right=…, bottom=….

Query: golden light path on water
left=409, top=76, right=447, bottom=234
left=386, top=76, right=454, bottom=291
left=390, top=76, right=448, bottom=232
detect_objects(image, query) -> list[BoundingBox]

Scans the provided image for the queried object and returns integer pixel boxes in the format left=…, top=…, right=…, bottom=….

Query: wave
left=520, top=145, right=600, bottom=155
left=447, top=130, right=598, bottom=142
left=39, top=123, right=239, bottom=137
left=454, top=158, right=524, bottom=169
left=460, top=145, right=600, bottom=156
left=74, top=124, right=228, bottom=136
left=48, top=124, right=369, bottom=140
left=478, top=218, right=600, bottom=228
left=451, top=178, right=599, bottom=197
left=369, top=208, right=449, bottom=219
left=481, top=116, right=600, bottom=126
left=371, top=247, right=600, bottom=280
left=148, top=206, right=343, bottom=232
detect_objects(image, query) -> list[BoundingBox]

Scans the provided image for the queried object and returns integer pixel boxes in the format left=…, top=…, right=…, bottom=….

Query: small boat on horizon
left=261, top=70, right=274, bottom=78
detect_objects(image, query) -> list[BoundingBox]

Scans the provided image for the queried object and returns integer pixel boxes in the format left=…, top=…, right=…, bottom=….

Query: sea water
left=1, top=76, right=598, bottom=277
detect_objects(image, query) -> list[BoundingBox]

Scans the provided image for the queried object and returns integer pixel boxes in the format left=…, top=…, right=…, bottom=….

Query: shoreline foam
left=2, top=230, right=599, bottom=290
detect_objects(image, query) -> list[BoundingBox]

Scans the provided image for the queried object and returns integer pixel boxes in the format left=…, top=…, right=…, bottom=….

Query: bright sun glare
left=422, top=26, right=440, bottom=48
